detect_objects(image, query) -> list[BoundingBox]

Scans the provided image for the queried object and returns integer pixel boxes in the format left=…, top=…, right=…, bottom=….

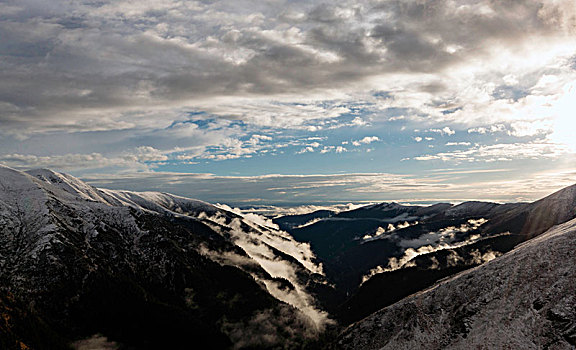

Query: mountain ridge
left=2, top=165, right=575, bottom=349
left=0, top=165, right=332, bottom=349
left=274, top=180, right=576, bottom=324
left=337, top=217, right=576, bottom=349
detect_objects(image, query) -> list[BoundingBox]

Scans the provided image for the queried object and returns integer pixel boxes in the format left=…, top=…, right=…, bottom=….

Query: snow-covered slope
left=25, top=168, right=116, bottom=204
left=24, top=167, right=220, bottom=215
left=444, top=201, right=500, bottom=217
left=337, top=218, right=576, bottom=349
left=0, top=166, right=331, bottom=349
left=484, top=183, right=576, bottom=238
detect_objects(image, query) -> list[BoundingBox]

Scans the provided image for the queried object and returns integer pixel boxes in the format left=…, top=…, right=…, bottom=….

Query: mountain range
left=275, top=184, right=576, bottom=324
left=0, top=165, right=575, bottom=349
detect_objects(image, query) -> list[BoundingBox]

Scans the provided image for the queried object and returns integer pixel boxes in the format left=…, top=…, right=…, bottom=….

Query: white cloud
left=468, top=124, right=506, bottom=134
left=508, top=120, right=552, bottom=137
left=412, top=140, right=572, bottom=163
left=0, top=153, right=149, bottom=172
left=427, top=127, right=455, bottom=136
left=124, top=146, right=169, bottom=162
left=350, top=117, right=367, bottom=126
left=1, top=0, right=575, bottom=206
left=359, top=136, right=380, bottom=144
left=1, top=0, right=575, bottom=137
left=445, top=142, right=471, bottom=146
left=362, top=219, right=493, bottom=282
left=196, top=212, right=330, bottom=330
left=297, top=146, right=315, bottom=154
left=70, top=164, right=576, bottom=207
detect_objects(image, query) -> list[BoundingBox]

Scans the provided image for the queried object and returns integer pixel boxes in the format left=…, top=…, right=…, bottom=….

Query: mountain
left=276, top=200, right=519, bottom=292
left=480, top=183, right=576, bottom=238
left=274, top=210, right=336, bottom=231
left=336, top=217, right=576, bottom=349
left=0, top=166, right=332, bottom=349
left=337, top=231, right=518, bottom=324
left=276, top=201, right=457, bottom=285
left=2, top=165, right=575, bottom=349
left=275, top=184, right=576, bottom=324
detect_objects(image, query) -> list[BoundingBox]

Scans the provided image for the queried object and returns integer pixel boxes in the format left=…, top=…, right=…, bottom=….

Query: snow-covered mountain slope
left=0, top=166, right=331, bottom=349
left=25, top=167, right=222, bottom=215
left=482, top=183, right=576, bottom=238
left=337, top=217, right=576, bottom=349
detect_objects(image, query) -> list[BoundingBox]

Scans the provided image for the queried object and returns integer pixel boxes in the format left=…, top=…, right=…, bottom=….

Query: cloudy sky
left=1, top=0, right=575, bottom=205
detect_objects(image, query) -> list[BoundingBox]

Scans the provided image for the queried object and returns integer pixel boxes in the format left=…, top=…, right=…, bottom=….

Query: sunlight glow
left=550, top=82, right=576, bottom=151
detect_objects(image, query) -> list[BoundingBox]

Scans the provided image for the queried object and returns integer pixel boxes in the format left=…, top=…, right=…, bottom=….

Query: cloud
left=468, top=249, right=502, bottom=265
left=508, top=120, right=552, bottom=137
left=362, top=221, right=418, bottom=241
left=240, top=203, right=368, bottom=218
left=351, top=136, right=380, bottom=146
left=71, top=164, right=576, bottom=207
left=1, top=0, right=575, bottom=136
left=196, top=212, right=331, bottom=330
left=216, top=203, right=280, bottom=231
left=361, top=219, right=495, bottom=282
left=124, top=146, right=169, bottom=162
left=467, top=124, right=506, bottom=134
left=220, top=305, right=318, bottom=349
left=427, top=127, right=455, bottom=136
left=395, top=219, right=488, bottom=249
left=2, top=0, right=575, bottom=207
left=297, top=146, right=316, bottom=154
left=73, top=334, right=118, bottom=350
left=0, top=153, right=149, bottom=172
left=411, top=140, right=571, bottom=163
left=445, top=142, right=471, bottom=146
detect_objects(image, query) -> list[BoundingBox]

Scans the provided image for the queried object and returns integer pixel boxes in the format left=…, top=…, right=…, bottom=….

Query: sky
left=1, top=0, right=575, bottom=206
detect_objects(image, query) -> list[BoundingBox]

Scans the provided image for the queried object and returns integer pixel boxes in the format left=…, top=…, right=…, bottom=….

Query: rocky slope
left=0, top=165, right=332, bottom=349
left=337, top=217, right=576, bottom=349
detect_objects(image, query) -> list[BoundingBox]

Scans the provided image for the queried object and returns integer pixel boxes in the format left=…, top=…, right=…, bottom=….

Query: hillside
left=337, top=217, right=576, bottom=349
left=0, top=165, right=332, bottom=349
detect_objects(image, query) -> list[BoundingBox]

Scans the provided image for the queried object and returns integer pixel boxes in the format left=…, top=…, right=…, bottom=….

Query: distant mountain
left=0, top=166, right=332, bottom=349
left=275, top=184, right=576, bottom=324
left=337, top=217, right=576, bottom=349
left=276, top=200, right=513, bottom=291
left=336, top=202, right=453, bottom=220
left=274, top=209, right=336, bottom=231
